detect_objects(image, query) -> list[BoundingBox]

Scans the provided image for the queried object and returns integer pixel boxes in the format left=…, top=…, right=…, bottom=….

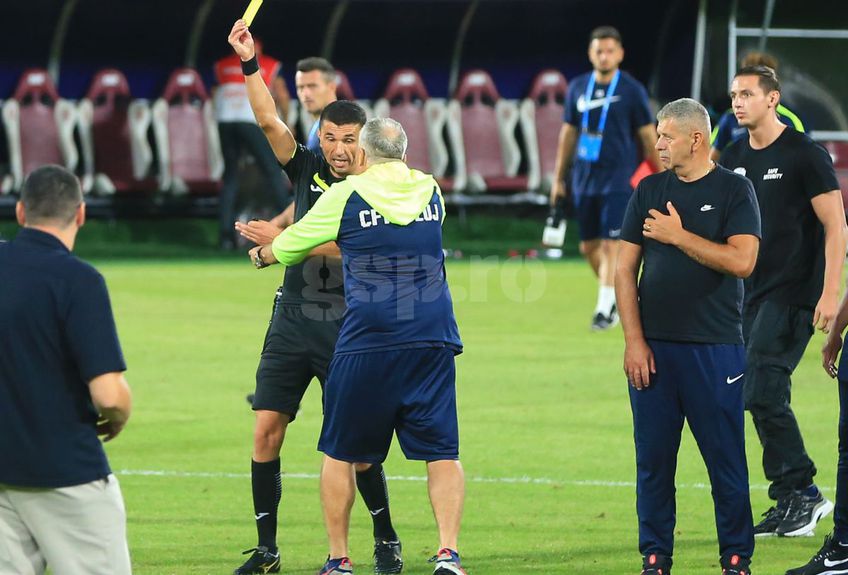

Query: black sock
left=252, top=458, right=281, bottom=550
left=356, top=463, right=398, bottom=541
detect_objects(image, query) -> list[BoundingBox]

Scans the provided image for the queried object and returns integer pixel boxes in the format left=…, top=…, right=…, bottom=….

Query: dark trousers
left=630, top=340, right=754, bottom=560
left=218, top=122, right=291, bottom=243
left=834, top=378, right=848, bottom=541
left=743, top=300, right=816, bottom=501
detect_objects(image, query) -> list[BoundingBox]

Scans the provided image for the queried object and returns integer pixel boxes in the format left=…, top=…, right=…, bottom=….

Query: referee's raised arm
left=228, top=20, right=296, bottom=166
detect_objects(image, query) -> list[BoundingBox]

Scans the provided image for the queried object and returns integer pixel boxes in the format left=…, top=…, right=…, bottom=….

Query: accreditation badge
left=577, top=132, right=603, bottom=162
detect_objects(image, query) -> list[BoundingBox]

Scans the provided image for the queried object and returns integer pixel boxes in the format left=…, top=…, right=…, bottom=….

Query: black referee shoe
left=234, top=546, right=280, bottom=574
left=374, top=539, right=403, bottom=574
left=786, top=533, right=848, bottom=575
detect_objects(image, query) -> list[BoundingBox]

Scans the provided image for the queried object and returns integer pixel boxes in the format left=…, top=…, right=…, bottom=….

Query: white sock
left=595, top=285, right=616, bottom=315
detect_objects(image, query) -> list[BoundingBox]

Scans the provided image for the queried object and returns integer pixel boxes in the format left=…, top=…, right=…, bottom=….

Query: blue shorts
left=318, top=346, right=460, bottom=463
left=575, top=192, right=631, bottom=241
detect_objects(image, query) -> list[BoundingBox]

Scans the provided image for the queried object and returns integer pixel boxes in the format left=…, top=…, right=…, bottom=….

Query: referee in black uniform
left=721, top=65, right=848, bottom=538
left=227, top=20, right=402, bottom=575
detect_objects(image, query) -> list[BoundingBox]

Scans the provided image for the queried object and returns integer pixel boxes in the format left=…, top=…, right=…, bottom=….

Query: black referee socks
left=252, top=458, right=282, bottom=550
left=356, top=463, right=398, bottom=541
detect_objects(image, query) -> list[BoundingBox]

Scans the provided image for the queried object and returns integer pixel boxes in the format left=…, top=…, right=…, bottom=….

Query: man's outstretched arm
left=228, top=20, right=297, bottom=166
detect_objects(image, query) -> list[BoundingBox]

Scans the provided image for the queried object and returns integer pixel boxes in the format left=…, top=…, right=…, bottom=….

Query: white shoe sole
left=781, top=498, right=835, bottom=537
left=433, top=563, right=466, bottom=575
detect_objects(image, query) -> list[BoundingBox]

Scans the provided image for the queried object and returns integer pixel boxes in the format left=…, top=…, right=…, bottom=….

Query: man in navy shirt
left=253, top=117, right=466, bottom=575
left=0, top=165, right=133, bottom=575
left=551, top=25, right=660, bottom=330
left=617, top=99, right=760, bottom=575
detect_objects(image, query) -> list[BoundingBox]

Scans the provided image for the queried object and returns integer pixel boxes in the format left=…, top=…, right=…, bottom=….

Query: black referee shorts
left=252, top=291, right=342, bottom=420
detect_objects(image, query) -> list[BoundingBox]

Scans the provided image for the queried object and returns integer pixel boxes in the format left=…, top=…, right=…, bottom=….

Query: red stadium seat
left=151, top=68, right=223, bottom=194
left=373, top=69, right=449, bottom=187
left=77, top=69, right=155, bottom=194
left=334, top=69, right=356, bottom=102
left=823, top=141, right=848, bottom=214
left=446, top=69, right=526, bottom=193
left=1, top=69, right=77, bottom=193
left=519, top=69, right=567, bottom=192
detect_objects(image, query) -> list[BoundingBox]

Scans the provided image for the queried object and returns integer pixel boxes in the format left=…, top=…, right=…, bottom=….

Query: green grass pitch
left=93, top=257, right=841, bottom=574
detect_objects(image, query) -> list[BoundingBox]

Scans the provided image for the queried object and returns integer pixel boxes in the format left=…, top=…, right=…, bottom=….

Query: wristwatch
left=253, top=246, right=269, bottom=269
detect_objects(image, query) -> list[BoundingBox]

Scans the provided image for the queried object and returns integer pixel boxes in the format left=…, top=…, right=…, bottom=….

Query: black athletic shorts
left=253, top=291, right=342, bottom=420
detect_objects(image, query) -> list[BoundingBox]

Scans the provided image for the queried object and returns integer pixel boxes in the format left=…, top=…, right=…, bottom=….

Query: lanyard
left=581, top=69, right=621, bottom=134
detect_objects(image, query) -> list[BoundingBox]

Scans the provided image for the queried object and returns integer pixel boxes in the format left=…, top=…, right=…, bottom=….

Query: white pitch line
left=117, top=469, right=833, bottom=492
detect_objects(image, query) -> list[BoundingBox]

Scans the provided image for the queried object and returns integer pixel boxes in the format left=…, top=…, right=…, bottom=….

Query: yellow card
left=242, top=0, right=264, bottom=26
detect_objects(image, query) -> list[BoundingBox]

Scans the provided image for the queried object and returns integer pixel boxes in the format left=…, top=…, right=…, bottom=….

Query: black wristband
left=241, top=55, right=260, bottom=76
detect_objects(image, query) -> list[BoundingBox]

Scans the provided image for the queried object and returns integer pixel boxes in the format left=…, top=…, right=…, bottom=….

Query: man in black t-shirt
left=720, top=66, right=848, bottom=540
left=617, top=98, right=760, bottom=575
left=226, top=21, right=402, bottom=575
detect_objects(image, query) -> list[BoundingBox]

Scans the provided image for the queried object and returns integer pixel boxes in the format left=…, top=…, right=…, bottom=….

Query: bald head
left=359, top=117, right=408, bottom=164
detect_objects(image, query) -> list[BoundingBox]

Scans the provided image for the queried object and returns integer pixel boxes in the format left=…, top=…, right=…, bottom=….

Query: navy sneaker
left=318, top=556, right=354, bottom=575
left=234, top=546, right=280, bottom=574
left=429, top=548, right=467, bottom=575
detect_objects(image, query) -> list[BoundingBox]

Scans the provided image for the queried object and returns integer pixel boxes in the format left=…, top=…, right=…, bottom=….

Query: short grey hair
left=360, top=117, right=408, bottom=162
left=656, top=98, right=711, bottom=135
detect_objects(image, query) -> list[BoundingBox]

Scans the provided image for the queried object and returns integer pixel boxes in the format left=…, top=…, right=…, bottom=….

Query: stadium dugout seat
left=1, top=69, right=78, bottom=194
left=446, top=69, right=528, bottom=195
left=373, top=69, right=449, bottom=185
left=297, top=69, right=373, bottom=143
left=519, top=69, right=567, bottom=192
left=824, top=140, right=848, bottom=214
left=77, top=69, right=155, bottom=195
left=151, top=68, right=223, bottom=194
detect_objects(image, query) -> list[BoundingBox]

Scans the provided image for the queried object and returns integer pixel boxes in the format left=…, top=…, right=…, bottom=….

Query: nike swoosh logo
left=824, top=557, right=848, bottom=567
left=700, top=205, right=715, bottom=212
left=369, top=507, right=385, bottom=516
left=726, top=374, right=744, bottom=384
left=255, top=512, right=270, bottom=520
left=577, top=95, right=622, bottom=112
left=310, top=184, right=323, bottom=193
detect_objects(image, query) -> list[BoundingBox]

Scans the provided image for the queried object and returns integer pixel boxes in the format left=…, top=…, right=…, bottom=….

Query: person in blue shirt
left=551, top=25, right=660, bottom=331
left=253, top=117, right=467, bottom=575
left=297, top=57, right=338, bottom=154
left=0, top=165, right=133, bottom=575
left=709, top=52, right=805, bottom=163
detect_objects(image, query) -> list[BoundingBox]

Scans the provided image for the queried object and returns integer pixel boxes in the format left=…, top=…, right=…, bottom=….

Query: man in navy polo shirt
left=616, top=99, right=760, bottom=574
left=551, top=25, right=660, bottom=330
left=0, top=165, right=132, bottom=575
